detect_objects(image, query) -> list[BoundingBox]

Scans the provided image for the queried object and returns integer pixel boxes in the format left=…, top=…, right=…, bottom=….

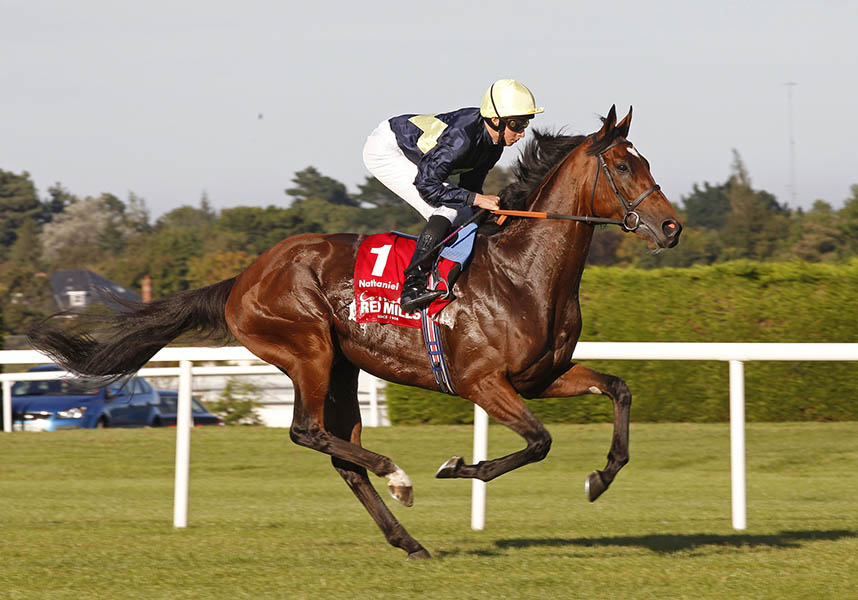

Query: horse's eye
left=616, top=163, right=629, bottom=173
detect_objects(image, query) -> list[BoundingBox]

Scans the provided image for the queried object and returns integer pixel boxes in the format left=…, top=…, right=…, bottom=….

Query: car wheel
left=96, top=417, right=108, bottom=429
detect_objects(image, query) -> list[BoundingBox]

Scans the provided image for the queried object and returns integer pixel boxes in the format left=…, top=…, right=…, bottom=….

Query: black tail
left=27, top=278, right=237, bottom=385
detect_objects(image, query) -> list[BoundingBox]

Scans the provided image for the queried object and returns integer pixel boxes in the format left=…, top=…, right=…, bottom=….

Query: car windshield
left=11, top=379, right=98, bottom=396
left=157, top=397, right=208, bottom=413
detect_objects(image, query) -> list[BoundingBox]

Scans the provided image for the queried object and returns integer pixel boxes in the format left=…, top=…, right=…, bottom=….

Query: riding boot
left=400, top=215, right=451, bottom=313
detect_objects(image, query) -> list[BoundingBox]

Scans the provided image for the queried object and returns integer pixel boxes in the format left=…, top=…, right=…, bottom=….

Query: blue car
left=11, top=365, right=222, bottom=431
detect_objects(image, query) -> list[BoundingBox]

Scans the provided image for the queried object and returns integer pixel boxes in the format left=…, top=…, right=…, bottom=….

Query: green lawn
left=1, top=423, right=856, bottom=599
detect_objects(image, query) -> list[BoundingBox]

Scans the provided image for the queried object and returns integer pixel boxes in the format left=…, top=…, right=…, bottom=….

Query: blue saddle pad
left=392, top=222, right=478, bottom=267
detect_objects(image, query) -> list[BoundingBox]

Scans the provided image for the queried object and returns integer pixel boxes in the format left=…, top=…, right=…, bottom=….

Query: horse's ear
left=597, top=104, right=617, bottom=140
left=616, top=106, right=632, bottom=138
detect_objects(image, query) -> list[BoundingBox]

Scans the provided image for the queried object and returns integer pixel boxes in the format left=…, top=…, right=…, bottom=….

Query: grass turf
left=1, top=422, right=856, bottom=599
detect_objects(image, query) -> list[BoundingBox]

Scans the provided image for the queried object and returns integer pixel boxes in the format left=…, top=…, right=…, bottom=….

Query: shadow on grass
left=494, top=529, right=857, bottom=554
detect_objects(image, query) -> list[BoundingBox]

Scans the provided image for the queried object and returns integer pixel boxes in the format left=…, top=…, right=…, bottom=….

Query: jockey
left=363, top=79, right=543, bottom=313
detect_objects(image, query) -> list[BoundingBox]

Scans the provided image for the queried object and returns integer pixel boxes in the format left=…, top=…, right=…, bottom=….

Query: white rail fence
left=1, top=347, right=386, bottom=430
left=3, top=343, right=857, bottom=532
left=0, top=347, right=383, bottom=528
left=471, top=342, right=858, bottom=531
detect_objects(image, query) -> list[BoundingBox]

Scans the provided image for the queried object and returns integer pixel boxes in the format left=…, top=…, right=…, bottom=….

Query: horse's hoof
left=585, top=470, right=609, bottom=502
left=407, top=548, right=432, bottom=560
left=388, top=484, right=414, bottom=507
left=435, top=456, right=464, bottom=479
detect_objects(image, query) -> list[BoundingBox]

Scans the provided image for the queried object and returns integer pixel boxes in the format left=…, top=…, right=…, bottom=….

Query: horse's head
left=587, top=105, right=682, bottom=249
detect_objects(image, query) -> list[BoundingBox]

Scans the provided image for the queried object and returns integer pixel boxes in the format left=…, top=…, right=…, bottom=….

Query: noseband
left=590, top=140, right=661, bottom=232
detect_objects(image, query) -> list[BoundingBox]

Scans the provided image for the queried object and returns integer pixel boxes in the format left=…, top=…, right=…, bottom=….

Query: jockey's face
left=487, top=118, right=527, bottom=145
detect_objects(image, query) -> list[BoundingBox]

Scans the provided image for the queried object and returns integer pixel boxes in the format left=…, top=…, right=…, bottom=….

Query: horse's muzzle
left=662, top=219, right=682, bottom=248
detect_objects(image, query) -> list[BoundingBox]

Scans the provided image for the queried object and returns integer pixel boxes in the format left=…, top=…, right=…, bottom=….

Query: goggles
left=503, top=116, right=532, bottom=133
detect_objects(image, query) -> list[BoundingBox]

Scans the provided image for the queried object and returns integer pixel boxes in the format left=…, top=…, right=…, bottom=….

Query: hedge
left=386, top=260, right=858, bottom=424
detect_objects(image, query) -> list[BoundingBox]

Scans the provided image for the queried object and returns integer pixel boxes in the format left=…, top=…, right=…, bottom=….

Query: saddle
left=352, top=223, right=478, bottom=328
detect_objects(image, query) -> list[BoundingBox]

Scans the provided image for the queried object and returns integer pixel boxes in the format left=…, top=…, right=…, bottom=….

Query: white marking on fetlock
left=589, top=386, right=603, bottom=395
left=386, top=466, right=412, bottom=489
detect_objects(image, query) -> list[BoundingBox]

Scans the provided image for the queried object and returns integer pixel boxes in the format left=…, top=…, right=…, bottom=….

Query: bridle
left=490, top=138, right=662, bottom=232
left=589, top=140, right=661, bottom=232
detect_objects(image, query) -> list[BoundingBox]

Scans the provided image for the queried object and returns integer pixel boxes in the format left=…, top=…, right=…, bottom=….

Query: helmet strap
left=484, top=117, right=506, bottom=147
left=487, top=82, right=507, bottom=147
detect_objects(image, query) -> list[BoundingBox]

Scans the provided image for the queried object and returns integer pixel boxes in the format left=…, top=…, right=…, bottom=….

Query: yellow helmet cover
left=480, top=79, right=544, bottom=119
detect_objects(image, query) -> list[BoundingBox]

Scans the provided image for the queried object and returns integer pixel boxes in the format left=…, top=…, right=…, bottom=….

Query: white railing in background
left=3, top=343, right=857, bottom=533
left=0, top=347, right=383, bottom=528
left=470, top=342, right=858, bottom=532
left=1, top=348, right=385, bottom=431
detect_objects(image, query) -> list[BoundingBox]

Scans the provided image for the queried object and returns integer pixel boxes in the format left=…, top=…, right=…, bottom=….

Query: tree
left=187, top=250, right=255, bottom=287
left=787, top=200, right=842, bottom=262
left=587, top=228, right=624, bottom=265
left=354, top=176, right=401, bottom=208
left=285, top=166, right=358, bottom=207
left=42, top=182, right=76, bottom=223
left=40, top=195, right=135, bottom=267
left=138, top=226, right=206, bottom=296
left=0, top=220, right=54, bottom=334
left=352, top=176, right=424, bottom=234
left=682, top=182, right=730, bottom=229
left=837, top=184, right=858, bottom=258
left=41, top=196, right=111, bottom=267
left=483, top=166, right=516, bottom=197
left=717, top=151, right=791, bottom=261
left=155, top=202, right=216, bottom=231
left=124, top=192, right=151, bottom=234
left=216, top=206, right=302, bottom=255
left=208, top=378, right=264, bottom=425
left=0, top=169, right=41, bottom=258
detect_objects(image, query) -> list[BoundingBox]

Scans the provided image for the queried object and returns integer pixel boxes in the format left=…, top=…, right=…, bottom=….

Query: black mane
left=478, top=129, right=586, bottom=235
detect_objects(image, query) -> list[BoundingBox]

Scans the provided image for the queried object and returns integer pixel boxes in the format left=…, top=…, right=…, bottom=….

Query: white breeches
left=362, top=119, right=460, bottom=223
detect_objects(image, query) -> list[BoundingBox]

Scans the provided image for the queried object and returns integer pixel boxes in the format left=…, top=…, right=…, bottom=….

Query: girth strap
left=420, top=274, right=456, bottom=395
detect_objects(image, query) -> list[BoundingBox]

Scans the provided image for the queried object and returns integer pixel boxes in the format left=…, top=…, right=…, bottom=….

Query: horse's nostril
left=662, top=220, right=681, bottom=237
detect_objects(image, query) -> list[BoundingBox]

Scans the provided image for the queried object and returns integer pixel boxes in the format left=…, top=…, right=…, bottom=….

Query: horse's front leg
left=435, top=375, right=552, bottom=482
left=536, top=363, right=632, bottom=502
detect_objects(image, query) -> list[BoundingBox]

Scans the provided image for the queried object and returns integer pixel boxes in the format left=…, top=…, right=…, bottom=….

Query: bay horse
left=28, top=105, right=682, bottom=559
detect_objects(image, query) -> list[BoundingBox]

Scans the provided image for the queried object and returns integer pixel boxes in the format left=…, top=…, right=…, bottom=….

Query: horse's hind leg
left=537, top=363, right=632, bottom=502
left=236, top=326, right=415, bottom=504
left=326, top=362, right=429, bottom=559
left=287, top=355, right=415, bottom=507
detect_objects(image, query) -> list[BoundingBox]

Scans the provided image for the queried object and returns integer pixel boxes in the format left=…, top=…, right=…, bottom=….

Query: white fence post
left=729, top=359, right=747, bottom=530
left=2, top=380, right=12, bottom=433
left=369, top=375, right=379, bottom=428
left=471, top=405, right=489, bottom=530
left=173, top=360, right=193, bottom=528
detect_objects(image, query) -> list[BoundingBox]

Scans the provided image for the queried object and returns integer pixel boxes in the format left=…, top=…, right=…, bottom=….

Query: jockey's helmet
left=479, top=79, right=544, bottom=119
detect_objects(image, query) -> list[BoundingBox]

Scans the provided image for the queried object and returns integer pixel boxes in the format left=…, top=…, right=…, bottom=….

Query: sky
left=2, top=0, right=857, bottom=221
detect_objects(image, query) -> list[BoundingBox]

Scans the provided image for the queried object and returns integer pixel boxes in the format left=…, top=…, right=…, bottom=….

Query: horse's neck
left=488, top=161, right=594, bottom=295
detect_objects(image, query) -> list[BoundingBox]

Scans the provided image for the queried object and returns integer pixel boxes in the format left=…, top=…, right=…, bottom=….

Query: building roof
left=50, top=269, right=141, bottom=312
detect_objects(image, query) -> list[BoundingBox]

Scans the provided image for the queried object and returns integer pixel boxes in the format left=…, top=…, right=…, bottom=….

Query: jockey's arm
left=414, top=131, right=480, bottom=209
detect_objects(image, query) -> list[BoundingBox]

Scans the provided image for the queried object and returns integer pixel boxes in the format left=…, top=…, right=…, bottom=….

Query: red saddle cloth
left=354, top=232, right=455, bottom=328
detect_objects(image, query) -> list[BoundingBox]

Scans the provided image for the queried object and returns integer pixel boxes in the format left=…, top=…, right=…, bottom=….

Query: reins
left=404, top=137, right=661, bottom=275
left=490, top=209, right=625, bottom=226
